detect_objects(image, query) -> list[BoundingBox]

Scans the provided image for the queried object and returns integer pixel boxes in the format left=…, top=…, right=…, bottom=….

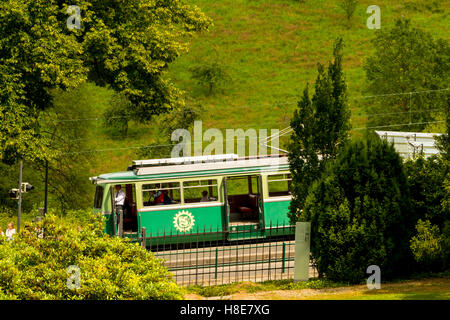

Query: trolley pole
left=17, top=160, right=23, bottom=233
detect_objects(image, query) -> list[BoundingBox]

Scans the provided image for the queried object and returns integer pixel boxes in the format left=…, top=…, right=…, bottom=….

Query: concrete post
left=293, top=221, right=311, bottom=282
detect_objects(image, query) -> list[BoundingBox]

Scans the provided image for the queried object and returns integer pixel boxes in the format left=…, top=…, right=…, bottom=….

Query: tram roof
left=95, top=155, right=290, bottom=183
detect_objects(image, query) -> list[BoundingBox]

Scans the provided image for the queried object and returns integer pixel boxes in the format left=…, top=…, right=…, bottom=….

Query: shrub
left=410, top=220, right=447, bottom=270
left=0, top=212, right=184, bottom=300
left=300, top=136, right=415, bottom=283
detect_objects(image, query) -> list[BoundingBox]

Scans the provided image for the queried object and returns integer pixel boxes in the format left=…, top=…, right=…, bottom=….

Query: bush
left=300, top=136, right=415, bottom=283
left=0, top=212, right=184, bottom=300
left=410, top=220, right=448, bottom=270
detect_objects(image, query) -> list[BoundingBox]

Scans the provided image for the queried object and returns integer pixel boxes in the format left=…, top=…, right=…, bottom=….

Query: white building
left=375, top=131, right=443, bottom=159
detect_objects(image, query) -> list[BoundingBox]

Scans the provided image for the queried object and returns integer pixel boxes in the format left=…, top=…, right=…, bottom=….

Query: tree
left=300, top=135, right=415, bottom=283
left=0, top=0, right=211, bottom=162
left=407, top=106, right=450, bottom=272
left=78, top=0, right=212, bottom=121
left=363, top=19, right=450, bottom=132
left=190, top=61, right=230, bottom=95
left=339, top=0, right=358, bottom=26
left=0, top=0, right=88, bottom=162
left=288, top=38, right=350, bottom=224
left=0, top=61, right=52, bottom=165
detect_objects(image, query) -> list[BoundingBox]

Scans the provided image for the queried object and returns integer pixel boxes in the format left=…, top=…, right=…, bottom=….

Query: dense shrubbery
left=299, top=136, right=416, bottom=283
left=0, top=212, right=183, bottom=300
left=297, top=128, right=450, bottom=283
left=405, top=141, right=449, bottom=271
left=404, top=156, right=447, bottom=226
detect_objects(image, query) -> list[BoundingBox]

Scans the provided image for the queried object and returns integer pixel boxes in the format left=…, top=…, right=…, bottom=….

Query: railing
left=138, top=224, right=317, bottom=286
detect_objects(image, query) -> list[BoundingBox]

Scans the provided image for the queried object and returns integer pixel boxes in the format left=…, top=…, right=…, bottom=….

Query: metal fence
left=140, top=224, right=317, bottom=286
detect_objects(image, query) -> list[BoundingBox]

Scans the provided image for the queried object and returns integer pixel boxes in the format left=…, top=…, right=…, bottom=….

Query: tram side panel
left=138, top=204, right=227, bottom=245
left=263, top=198, right=293, bottom=237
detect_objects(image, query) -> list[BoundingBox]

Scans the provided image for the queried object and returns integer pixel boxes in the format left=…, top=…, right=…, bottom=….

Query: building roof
left=375, top=131, right=443, bottom=159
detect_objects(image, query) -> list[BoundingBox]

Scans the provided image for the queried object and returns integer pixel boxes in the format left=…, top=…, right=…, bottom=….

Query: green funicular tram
left=90, top=154, right=294, bottom=246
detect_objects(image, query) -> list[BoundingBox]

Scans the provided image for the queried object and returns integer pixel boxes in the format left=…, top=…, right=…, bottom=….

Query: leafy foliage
left=78, top=0, right=211, bottom=121
left=288, top=38, right=350, bottom=224
left=363, top=19, right=449, bottom=131
left=0, top=0, right=211, bottom=161
left=407, top=113, right=449, bottom=272
left=404, top=156, right=447, bottom=227
left=300, top=136, right=415, bottom=283
left=0, top=212, right=183, bottom=300
left=410, top=220, right=448, bottom=270
left=0, top=69, right=49, bottom=164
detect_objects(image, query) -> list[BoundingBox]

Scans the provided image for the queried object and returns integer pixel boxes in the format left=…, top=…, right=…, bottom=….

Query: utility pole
left=17, top=160, right=23, bottom=233
left=44, top=159, right=48, bottom=216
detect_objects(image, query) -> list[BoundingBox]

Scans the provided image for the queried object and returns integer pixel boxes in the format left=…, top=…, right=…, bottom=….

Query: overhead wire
left=43, top=87, right=447, bottom=154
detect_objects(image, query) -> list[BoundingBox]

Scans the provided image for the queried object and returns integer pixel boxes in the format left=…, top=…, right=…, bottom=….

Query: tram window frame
left=94, top=185, right=104, bottom=209
left=267, top=174, right=292, bottom=197
left=142, top=182, right=181, bottom=207
left=183, top=179, right=219, bottom=204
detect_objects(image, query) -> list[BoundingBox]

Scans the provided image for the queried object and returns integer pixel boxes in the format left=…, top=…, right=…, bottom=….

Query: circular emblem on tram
left=173, top=210, right=195, bottom=232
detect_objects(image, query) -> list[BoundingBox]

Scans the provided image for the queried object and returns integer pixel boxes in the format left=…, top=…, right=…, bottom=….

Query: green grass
left=185, top=276, right=450, bottom=300
left=187, top=278, right=352, bottom=297
left=168, top=0, right=450, bottom=130
left=18, top=0, right=445, bottom=181
left=78, top=0, right=449, bottom=176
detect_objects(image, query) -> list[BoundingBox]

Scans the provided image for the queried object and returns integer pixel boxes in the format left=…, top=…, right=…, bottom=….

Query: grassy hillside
left=22, top=0, right=450, bottom=178
left=0, top=0, right=447, bottom=216
left=167, top=0, right=449, bottom=131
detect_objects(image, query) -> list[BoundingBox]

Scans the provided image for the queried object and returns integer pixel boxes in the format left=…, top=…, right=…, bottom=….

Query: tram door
left=224, top=175, right=265, bottom=239
left=111, top=184, right=138, bottom=237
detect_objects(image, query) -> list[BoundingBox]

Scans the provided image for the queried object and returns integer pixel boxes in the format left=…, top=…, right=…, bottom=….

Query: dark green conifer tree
left=288, top=38, right=350, bottom=224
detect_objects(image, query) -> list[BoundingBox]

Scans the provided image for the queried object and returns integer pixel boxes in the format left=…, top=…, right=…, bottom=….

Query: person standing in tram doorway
left=114, top=185, right=125, bottom=233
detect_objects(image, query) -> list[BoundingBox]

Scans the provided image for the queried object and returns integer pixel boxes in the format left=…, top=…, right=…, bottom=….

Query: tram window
left=226, top=175, right=260, bottom=196
left=183, top=180, right=218, bottom=203
left=268, top=174, right=292, bottom=197
left=94, top=186, right=104, bottom=209
left=142, top=182, right=181, bottom=206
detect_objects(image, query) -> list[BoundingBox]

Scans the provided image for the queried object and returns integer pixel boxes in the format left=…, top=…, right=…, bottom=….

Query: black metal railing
left=138, top=223, right=317, bottom=286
